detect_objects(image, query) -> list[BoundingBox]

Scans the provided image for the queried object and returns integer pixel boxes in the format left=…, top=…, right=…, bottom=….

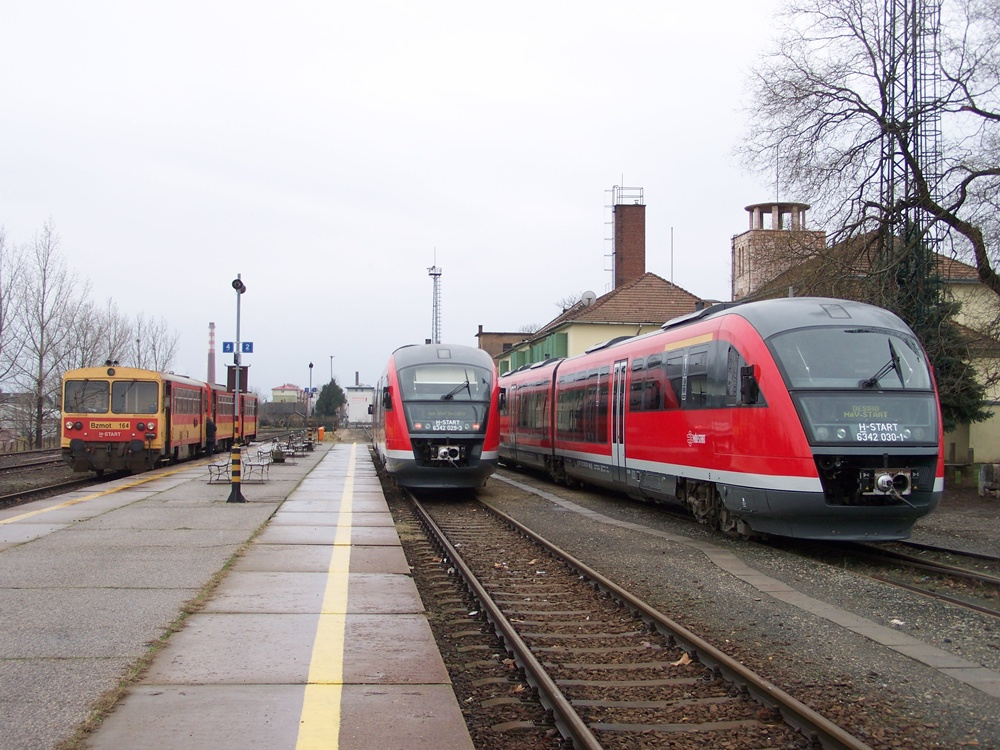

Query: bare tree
left=131, top=313, right=179, bottom=372
left=518, top=323, right=540, bottom=334
left=0, top=227, right=26, bottom=383
left=554, top=293, right=582, bottom=312
left=12, top=222, right=89, bottom=447
left=740, top=0, right=1000, bottom=294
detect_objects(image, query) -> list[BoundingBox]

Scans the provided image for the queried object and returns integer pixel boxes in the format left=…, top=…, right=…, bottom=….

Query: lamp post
left=307, top=362, right=314, bottom=451
left=227, top=274, right=247, bottom=503
left=330, top=355, right=334, bottom=382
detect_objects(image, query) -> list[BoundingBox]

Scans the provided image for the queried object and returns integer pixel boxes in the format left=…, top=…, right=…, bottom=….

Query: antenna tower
left=879, top=0, right=942, bottom=328
left=428, top=261, right=442, bottom=344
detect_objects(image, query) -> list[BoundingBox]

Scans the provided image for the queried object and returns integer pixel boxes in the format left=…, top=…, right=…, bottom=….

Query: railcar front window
left=64, top=381, right=109, bottom=413
left=397, top=363, right=493, bottom=433
left=770, top=328, right=931, bottom=390
left=770, top=327, right=938, bottom=446
left=111, top=381, right=159, bottom=414
left=398, top=364, right=493, bottom=401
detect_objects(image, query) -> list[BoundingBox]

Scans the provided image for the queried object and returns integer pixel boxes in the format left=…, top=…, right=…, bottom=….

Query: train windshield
left=770, top=327, right=938, bottom=447
left=769, top=327, right=932, bottom=390
left=111, top=381, right=159, bottom=414
left=63, top=380, right=110, bottom=414
left=397, top=364, right=493, bottom=402
left=397, top=363, right=493, bottom=433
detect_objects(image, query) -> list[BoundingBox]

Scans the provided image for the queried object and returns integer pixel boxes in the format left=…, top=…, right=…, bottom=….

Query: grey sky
left=1, top=1, right=782, bottom=394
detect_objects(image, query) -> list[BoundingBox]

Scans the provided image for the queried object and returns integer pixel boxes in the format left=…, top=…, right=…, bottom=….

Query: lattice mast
left=428, top=261, right=442, bottom=344
left=879, top=0, right=943, bottom=325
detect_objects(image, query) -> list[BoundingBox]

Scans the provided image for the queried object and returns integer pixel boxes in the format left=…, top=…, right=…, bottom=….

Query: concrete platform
left=0, top=443, right=473, bottom=750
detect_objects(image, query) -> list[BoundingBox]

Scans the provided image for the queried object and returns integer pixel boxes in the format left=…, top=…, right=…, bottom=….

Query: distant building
left=345, top=385, right=374, bottom=425
left=271, top=384, right=304, bottom=404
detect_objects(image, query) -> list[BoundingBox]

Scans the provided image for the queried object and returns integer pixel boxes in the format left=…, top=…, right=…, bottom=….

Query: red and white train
left=371, top=343, right=500, bottom=489
left=499, top=297, right=944, bottom=540
left=61, top=364, right=258, bottom=475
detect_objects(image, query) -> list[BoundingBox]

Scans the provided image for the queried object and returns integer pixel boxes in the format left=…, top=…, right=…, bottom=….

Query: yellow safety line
left=296, top=442, right=356, bottom=750
left=0, top=463, right=202, bottom=526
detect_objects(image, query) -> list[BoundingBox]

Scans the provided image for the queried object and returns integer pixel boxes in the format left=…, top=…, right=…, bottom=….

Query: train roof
left=665, top=297, right=912, bottom=340
left=391, top=343, right=496, bottom=370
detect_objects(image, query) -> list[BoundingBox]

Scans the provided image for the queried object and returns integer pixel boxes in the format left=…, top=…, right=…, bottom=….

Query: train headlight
left=901, top=428, right=911, bottom=439
left=65, top=420, right=74, bottom=431
left=836, top=428, right=848, bottom=440
left=137, top=422, right=146, bottom=431
left=75, top=421, right=83, bottom=430
left=913, top=427, right=925, bottom=440
left=816, top=426, right=830, bottom=440
left=414, top=422, right=424, bottom=430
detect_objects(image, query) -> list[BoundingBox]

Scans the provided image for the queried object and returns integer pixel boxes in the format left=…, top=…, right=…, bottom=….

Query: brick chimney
left=613, top=189, right=646, bottom=288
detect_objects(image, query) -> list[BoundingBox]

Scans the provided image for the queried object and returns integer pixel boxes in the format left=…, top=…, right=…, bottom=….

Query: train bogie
left=499, top=297, right=944, bottom=541
left=372, top=343, right=500, bottom=489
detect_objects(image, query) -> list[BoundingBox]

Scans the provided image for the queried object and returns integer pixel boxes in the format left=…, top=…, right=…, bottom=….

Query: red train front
left=499, top=297, right=944, bottom=541
left=371, top=343, right=500, bottom=489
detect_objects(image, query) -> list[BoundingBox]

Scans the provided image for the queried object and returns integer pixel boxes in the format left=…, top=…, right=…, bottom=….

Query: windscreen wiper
left=861, top=339, right=905, bottom=389
left=441, top=380, right=471, bottom=400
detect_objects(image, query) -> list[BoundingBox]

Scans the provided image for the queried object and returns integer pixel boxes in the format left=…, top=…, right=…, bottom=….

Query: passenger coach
left=371, top=343, right=500, bottom=488
left=499, top=297, right=944, bottom=541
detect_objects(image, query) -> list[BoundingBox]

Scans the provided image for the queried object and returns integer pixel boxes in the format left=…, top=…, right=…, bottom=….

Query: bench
left=243, top=456, right=271, bottom=483
left=207, top=461, right=230, bottom=484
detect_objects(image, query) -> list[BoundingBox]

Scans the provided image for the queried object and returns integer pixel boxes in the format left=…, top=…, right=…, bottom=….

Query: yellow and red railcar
left=61, top=365, right=257, bottom=475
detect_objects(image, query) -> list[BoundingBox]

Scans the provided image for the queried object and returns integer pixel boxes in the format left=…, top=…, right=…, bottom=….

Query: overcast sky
left=1, top=1, right=784, bottom=394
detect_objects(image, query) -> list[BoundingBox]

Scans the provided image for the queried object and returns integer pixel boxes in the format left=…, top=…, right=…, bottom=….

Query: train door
left=611, top=359, right=628, bottom=483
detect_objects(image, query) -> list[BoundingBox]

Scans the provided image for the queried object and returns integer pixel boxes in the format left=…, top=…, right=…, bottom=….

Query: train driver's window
left=64, top=381, right=109, bottom=414
left=112, top=381, right=159, bottom=414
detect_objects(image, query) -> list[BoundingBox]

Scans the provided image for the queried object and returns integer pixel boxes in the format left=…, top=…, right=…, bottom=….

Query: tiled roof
left=534, top=273, right=701, bottom=337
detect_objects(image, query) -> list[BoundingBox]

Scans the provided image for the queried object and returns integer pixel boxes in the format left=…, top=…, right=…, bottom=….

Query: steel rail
left=480, top=499, right=875, bottom=750
left=851, top=543, right=1000, bottom=587
left=407, top=490, right=604, bottom=750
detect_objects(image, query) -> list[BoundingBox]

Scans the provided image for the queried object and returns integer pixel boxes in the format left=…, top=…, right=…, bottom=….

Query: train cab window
left=64, top=380, right=110, bottom=414
left=112, top=381, right=158, bottom=414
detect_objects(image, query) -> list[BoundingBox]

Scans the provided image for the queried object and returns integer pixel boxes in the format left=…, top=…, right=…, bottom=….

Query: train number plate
left=430, top=419, right=464, bottom=431
left=90, top=421, right=131, bottom=430
left=854, top=422, right=907, bottom=442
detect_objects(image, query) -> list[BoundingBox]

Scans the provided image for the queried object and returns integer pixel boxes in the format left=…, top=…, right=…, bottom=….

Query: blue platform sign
left=222, top=342, right=234, bottom=353
left=241, top=342, right=254, bottom=353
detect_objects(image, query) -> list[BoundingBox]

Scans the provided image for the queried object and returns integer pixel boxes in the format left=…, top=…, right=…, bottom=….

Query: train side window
left=382, top=386, right=393, bottom=410
left=685, top=348, right=709, bottom=408
left=665, top=355, right=684, bottom=409
left=629, top=358, right=645, bottom=411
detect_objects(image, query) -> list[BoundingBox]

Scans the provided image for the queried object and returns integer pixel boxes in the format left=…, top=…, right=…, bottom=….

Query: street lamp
left=307, top=362, right=314, bottom=451
left=330, top=354, right=334, bottom=382
left=228, top=274, right=247, bottom=503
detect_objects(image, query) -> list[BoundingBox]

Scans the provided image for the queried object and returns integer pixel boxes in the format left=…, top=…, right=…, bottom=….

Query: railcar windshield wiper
left=861, top=339, right=905, bottom=389
left=441, top=379, right=472, bottom=400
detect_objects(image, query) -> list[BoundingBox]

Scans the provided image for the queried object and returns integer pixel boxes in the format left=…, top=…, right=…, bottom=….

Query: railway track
left=0, top=477, right=103, bottom=510
left=850, top=541, right=1000, bottom=619
left=407, top=490, right=874, bottom=750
